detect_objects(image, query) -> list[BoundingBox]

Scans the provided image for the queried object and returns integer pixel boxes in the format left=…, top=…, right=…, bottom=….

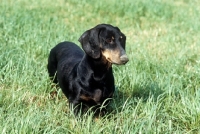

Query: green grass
left=1, top=0, right=200, bottom=133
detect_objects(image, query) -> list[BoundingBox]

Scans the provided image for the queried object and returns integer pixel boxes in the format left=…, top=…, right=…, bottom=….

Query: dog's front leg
left=69, top=100, right=79, bottom=115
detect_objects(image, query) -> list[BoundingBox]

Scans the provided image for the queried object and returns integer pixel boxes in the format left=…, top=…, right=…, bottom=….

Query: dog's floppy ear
left=78, top=28, right=101, bottom=59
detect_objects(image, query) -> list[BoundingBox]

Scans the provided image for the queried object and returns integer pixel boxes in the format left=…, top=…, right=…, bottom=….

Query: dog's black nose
left=120, top=55, right=129, bottom=64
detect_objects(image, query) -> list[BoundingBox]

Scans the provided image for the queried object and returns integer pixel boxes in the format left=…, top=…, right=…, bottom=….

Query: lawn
left=0, top=0, right=200, bottom=133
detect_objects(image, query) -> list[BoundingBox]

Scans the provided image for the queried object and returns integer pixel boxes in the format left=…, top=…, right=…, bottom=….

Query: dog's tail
left=47, top=48, right=58, bottom=84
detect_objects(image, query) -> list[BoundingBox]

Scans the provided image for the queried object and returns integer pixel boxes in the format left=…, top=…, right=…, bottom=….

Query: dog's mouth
left=106, top=56, right=129, bottom=65
left=106, top=57, right=119, bottom=65
left=106, top=58, right=113, bottom=64
left=102, top=50, right=129, bottom=65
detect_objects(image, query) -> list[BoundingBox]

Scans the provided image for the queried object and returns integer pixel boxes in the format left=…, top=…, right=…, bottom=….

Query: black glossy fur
left=47, top=24, right=129, bottom=114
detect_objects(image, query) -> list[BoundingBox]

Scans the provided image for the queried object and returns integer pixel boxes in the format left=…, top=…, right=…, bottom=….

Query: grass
left=0, top=0, right=200, bottom=133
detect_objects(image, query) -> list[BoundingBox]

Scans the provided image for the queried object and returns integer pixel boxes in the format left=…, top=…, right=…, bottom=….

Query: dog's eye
left=106, top=39, right=112, bottom=43
left=106, top=36, right=114, bottom=43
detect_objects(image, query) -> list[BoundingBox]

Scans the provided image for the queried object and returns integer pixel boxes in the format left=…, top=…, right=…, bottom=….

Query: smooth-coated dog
left=47, top=24, right=129, bottom=115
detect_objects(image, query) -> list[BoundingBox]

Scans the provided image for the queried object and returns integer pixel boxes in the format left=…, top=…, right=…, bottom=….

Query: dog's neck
left=78, top=55, right=112, bottom=81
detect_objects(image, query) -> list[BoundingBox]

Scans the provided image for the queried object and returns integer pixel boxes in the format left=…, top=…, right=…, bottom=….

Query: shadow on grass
left=130, top=83, right=164, bottom=101
left=107, top=82, right=164, bottom=114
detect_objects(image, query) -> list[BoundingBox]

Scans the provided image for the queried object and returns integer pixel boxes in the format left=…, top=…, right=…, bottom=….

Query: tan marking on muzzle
left=102, top=49, right=122, bottom=64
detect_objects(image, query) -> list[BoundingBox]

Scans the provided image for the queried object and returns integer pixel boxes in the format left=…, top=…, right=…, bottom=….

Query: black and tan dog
left=47, top=24, right=129, bottom=114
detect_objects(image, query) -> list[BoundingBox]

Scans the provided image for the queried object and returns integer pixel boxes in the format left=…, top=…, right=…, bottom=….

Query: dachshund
left=47, top=24, right=129, bottom=115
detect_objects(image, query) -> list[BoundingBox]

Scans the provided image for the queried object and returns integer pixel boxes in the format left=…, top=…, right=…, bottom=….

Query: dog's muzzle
left=120, top=54, right=129, bottom=64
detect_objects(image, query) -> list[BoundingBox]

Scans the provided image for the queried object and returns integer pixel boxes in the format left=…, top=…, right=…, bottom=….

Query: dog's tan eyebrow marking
left=112, top=36, right=114, bottom=40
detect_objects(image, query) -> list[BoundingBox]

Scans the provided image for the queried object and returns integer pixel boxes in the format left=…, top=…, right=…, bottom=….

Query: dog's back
left=47, top=41, right=84, bottom=83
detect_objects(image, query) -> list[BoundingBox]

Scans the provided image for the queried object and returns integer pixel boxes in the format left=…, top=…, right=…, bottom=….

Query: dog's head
left=78, top=24, right=129, bottom=65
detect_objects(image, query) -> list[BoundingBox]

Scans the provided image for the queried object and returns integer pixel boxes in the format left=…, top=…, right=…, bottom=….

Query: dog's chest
left=78, top=77, right=114, bottom=103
